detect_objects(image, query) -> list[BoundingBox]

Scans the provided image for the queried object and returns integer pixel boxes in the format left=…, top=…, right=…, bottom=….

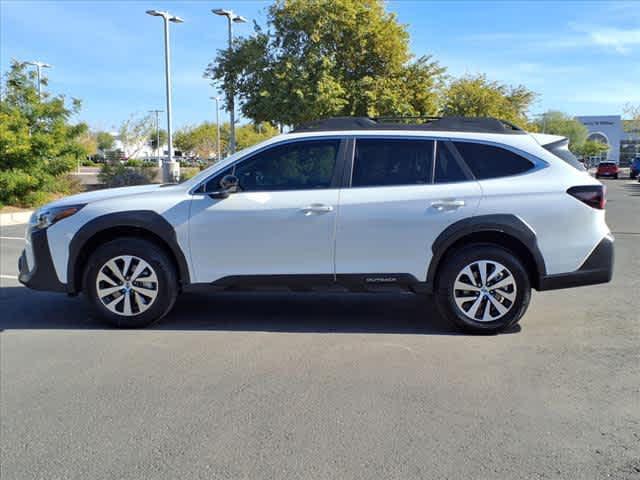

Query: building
left=575, top=115, right=640, bottom=166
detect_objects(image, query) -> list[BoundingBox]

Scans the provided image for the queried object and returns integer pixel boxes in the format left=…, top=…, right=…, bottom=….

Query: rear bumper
left=18, top=228, right=67, bottom=293
left=538, top=235, right=614, bottom=291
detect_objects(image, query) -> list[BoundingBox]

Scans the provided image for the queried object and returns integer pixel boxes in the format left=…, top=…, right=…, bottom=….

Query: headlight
left=31, top=204, right=85, bottom=231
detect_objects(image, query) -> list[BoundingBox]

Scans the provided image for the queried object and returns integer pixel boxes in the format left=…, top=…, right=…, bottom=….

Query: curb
left=0, top=210, right=33, bottom=227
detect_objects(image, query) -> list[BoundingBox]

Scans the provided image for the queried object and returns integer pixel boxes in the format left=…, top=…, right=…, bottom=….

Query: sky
left=1, top=0, right=639, bottom=131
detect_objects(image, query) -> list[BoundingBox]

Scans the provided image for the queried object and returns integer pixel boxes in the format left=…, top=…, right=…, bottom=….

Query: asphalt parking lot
left=1, top=179, right=639, bottom=479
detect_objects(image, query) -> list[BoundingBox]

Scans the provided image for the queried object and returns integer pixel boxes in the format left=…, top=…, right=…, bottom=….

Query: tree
left=96, top=131, right=115, bottom=152
left=535, top=111, right=588, bottom=152
left=0, top=60, right=86, bottom=206
left=573, top=139, right=609, bottom=159
left=175, top=123, right=219, bottom=159
left=205, top=0, right=445, bottom=126
left=235, top=123, right=279, bottom=150
left=440, top=74, right=536, bottom=128
left=76, top=125, right=98, bottom=158
left=118, top=114, right=153, bottom=159
left=623, top=103, right=640, bottom=133
left=149, top=129, right=167, bottom=151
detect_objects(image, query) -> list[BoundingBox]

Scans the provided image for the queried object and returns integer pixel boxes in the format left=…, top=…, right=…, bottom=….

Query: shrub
left=125, top=159, right=144, bottom=167
left=0, top=169, right=40, bottom=206
left=179, top=167, right=201, bottom=182
left=99, top=164, right=158, bottom=188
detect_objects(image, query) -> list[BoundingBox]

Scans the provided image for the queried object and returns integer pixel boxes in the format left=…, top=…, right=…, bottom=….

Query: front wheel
left=84, top=238, right=178, bottom=328
left=435, top=244, right=531, bottom=334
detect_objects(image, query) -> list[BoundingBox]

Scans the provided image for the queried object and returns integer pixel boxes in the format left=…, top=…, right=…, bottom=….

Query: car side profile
left=19, top=117, right=614, bottom=333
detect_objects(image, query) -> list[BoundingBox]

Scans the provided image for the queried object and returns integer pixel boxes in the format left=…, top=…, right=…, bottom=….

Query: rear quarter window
left=453, top=141, right=535, bottom=180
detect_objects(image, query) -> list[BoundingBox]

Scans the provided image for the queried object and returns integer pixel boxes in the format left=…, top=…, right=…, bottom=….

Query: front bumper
left=18, top=228, right=67, bottom=293
left=538, top=235, right=614, bottom=291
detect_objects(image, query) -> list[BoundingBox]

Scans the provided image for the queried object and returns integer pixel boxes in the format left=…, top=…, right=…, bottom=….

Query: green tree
left=623, top=103, right=640, bottom=133
left=149, top=129, right=168, bottom=151
left=535, top=111, right=588, bottom=152
left=96, top=131, right=115, bottom=152
left=0, top=60, right=86, bottom=206
left=205, top=0, right=445, bottom=126
left=573, top=139, right=609, bottom=159
left=440, top=74, right=537, bottom=128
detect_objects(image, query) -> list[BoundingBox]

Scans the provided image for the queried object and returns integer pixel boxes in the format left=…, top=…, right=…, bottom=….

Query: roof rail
left=292, top=116, right=526, bottom=134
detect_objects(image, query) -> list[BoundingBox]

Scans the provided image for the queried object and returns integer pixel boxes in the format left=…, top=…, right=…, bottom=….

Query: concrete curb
left=0, top=210, right=33, bottom=227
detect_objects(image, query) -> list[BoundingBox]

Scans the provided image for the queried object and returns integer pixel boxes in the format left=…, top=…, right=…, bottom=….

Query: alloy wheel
left=453, top=260, right=517, bottom=322
left=95, top=255, right=159, bottom=316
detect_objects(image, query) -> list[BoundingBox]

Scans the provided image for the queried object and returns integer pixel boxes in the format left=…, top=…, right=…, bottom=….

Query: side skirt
left=183, top=274, right=430, bottom=295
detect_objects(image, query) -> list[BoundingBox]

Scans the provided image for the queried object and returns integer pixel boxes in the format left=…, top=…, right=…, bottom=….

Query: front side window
left=204, top=140, right=339, bottom=192
left=453, top=142, right=534, bottom=180
left=352, top=138, right=434, bottom=187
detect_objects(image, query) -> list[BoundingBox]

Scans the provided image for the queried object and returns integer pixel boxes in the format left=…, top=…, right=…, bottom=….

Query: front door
left=189, top=138, right=344, bottom=283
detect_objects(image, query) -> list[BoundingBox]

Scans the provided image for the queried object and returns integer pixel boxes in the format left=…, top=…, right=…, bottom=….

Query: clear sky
left=2, top=0, right=639, bottom=131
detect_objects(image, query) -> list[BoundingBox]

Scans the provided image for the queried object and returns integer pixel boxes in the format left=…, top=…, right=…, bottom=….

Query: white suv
left=19, top=117, right=614, bottom=333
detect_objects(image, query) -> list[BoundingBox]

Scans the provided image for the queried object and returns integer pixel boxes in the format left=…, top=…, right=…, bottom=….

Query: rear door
left=335, top=137, right=482, bottom=281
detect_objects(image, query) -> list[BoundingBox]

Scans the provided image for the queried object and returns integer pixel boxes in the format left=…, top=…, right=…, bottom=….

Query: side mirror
left=208, top=174, right=239, bottom=199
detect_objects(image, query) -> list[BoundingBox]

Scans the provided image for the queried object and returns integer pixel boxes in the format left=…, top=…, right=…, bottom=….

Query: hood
left=42, top=184, right=180, bottom=210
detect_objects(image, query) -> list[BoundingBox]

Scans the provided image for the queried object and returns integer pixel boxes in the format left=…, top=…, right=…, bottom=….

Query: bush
left=0, top=169, right=83, bottom=207
left=125, top=159, right=144, bottom=167
left=0, top=169, right=40, bottom=206
left=98, top=164, right=158, bottom=188
left=180, top=167, right=201, bottom=182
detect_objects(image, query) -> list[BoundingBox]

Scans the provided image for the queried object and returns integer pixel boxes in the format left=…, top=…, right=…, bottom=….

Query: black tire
left=614, top=174, right=618, bottom=179
left=84, top=238, right=178, bottom=328
left=595, top=174, right=600, bottom=179
left=434, top=244, right=531, bottom=334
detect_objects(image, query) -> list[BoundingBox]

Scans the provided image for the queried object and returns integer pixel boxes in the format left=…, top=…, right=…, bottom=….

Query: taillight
left=567, top=185, right=606, bottom=209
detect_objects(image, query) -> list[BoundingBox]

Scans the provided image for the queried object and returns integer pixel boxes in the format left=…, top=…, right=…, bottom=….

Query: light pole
left=146, top=9, right=183, bottom=183
left=210, top=96, right=222, bottom=162
left=212, top=8, right=247, bottom=154
left=25, top=61, right=52, bottom=99
left=149, top=109, right=164, bottom=168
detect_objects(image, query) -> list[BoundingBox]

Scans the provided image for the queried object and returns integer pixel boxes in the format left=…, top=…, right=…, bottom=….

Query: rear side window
left=434, top=142, right=469, bottom=183
left=352, top=138, right=434, bottom=187
left=453, top=142, right=534, bottom=180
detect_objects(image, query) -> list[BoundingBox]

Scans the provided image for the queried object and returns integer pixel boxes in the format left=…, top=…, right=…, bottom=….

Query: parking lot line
left=0, top=237, right=24, bottom=241
left=0, top=274, right=18, bottom=280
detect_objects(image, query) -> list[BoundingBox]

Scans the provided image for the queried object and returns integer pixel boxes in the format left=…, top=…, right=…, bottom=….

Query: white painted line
left=0, top=237, right=24, bottom=241
left=0, top=274, right=18, bottom=280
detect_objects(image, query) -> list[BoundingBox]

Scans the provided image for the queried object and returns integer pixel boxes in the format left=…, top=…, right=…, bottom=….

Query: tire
left=614, top=174, right=618, bottom=179
left=84, top=238, right=178, bottom=328
left=595, top=174, right=600, bottom=179
left=434, top=244, right=531, bottom=334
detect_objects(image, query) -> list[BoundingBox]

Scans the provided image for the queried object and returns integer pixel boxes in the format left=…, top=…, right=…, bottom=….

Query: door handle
left=431, top=199, right=465, bottom=211
left=300, top=204, right=334, bottom=215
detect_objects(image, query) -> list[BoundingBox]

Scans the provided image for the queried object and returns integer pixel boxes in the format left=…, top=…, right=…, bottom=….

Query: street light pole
left=25, top=61, right=52, bottom=99
left=149, top=109, right=164, bottom=168
left=146, top=9, right=183, bottom=183
left=212, top=9, right=247, bottom=154
left=211, top=96, right=221, bottom=162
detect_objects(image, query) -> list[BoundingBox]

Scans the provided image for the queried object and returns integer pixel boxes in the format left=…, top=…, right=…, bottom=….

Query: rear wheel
left=435, top=244, right=531, bottom=334
left=84, top=238, right=178, bottom=328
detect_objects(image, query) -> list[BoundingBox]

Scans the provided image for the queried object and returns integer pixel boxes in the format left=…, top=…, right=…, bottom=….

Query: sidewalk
left=0, top=210, right=33, bottom=227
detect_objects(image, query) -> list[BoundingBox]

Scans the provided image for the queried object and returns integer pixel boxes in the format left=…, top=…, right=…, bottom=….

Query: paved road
left=1, top=180, right=639, bottom=479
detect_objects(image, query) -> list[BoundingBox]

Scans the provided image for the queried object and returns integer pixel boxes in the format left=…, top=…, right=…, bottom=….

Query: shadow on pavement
left=0, top=287, right=520, bottom=335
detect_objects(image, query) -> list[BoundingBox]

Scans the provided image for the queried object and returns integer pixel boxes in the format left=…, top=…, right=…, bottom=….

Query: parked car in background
left=630, top=157, right=640, bottom=180
left=595, top=161, right=619, bottom=179
left=18, top=116, right=614, bottom=334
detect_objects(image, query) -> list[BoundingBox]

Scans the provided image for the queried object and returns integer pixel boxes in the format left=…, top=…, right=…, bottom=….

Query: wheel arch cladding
left=67, top=210, right=190, bottom=294
left=427, top=214, right=546, bottom=291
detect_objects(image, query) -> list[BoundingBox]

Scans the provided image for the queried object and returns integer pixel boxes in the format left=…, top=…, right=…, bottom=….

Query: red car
left=595, top=162, right=619, bottom=179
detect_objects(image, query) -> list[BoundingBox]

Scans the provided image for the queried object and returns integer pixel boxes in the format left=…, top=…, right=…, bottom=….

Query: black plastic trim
left=185, top=273, right=425, bottom=294
left=18, top=228, right=67, bottom=293
left=426, top=214, right=547, bottom=293
left=538, top=236, right=614, bottom=291
left=67, top=210, right=190, bottom=293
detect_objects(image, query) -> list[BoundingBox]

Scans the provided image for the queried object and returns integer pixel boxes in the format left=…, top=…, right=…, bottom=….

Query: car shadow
left=0, top=287, right=520, bottom=335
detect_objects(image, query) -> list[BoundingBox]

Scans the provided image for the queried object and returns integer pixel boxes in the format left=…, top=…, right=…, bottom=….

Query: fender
left=425, top=214, right=547, bottom=292
left=67, top=210, right=190, bottom=293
